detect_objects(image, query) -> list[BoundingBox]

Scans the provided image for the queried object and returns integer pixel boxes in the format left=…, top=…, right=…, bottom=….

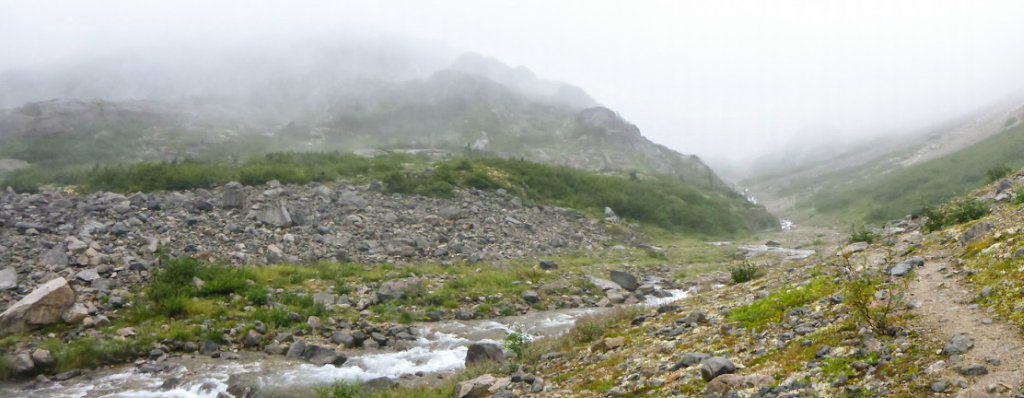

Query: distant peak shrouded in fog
left=3, top=1, right=1024, bottom=170
left=0, top=37, right=457, bottom=108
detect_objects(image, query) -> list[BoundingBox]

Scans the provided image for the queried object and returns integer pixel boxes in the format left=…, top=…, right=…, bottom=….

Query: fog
left=3, top=0, right=1024, bottom=169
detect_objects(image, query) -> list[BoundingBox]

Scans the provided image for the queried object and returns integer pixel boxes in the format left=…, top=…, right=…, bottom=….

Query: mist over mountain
left=0, top=39, right=724, bottom=187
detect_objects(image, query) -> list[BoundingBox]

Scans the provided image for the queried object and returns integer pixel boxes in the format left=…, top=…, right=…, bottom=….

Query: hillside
left=741, top=97, right=1024, bottom=224
left=0, top=53, right=724, bottom=190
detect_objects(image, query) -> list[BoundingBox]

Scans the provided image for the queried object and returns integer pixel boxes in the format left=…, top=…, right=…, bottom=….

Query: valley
left=3, top=11, right=1024, bottom=397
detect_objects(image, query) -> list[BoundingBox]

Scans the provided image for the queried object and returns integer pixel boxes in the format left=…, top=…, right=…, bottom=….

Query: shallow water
left=1, top=290, right=688, bottom=398
left=739, top=244, right=815, bottom=260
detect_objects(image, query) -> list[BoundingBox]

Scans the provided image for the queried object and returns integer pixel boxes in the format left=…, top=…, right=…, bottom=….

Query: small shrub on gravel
left=847, top=225, right=878, bottom=244
left=730, top=262, right=760, bottom=283
left=844, top=271, right=906, bottom=336
left=921, top=197, right=988, bottom=232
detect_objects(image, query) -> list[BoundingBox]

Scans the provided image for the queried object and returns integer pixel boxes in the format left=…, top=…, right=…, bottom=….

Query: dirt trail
left=909, top=257, right=1024, bottom=397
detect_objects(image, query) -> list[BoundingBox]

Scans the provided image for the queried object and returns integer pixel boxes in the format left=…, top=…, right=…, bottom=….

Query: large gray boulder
left=610, top=270, right=639, bottom=291
left=0, top=267, right=16, bottom=290
left=221, top=182, right=247, bottom=209
left=465, top=343, right=505, bottom=366
left=455, top=374, right=498, bottom=398
left=302, top=345, right=347, bottom=366
left=377, top=278, right=424, bottom=302
left=0, top=277, right=75, bottom=333
left=700, top=357, right=737, bottom=381
left=258, top=202, right=292, bottom=227
left=706, top=374, right=774, bottom=398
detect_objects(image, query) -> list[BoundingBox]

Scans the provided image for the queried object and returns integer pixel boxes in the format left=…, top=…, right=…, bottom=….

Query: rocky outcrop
left=0, top=277, right=74, bottom=333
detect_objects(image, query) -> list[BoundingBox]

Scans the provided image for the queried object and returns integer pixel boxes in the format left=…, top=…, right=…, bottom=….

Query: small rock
left=522, top=290, right=539, bottom=304
left=943, top=333, right=975, bottom=356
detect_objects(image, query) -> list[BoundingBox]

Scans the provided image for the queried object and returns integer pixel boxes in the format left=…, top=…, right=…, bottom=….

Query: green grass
left=43, top=337, right=144, bottom=373
left=727, top=277, right=835, bottom=330
left=805, top=123, right=1024, bottom=223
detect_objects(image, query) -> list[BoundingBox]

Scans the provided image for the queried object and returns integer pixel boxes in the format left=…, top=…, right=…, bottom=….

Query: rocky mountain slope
left=0, top=51, right=723, bottom=188
left=741, top=96, right=1024, bottom=223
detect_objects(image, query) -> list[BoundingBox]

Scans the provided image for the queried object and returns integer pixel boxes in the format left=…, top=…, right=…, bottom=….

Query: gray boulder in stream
left=610, top=270, right=639, bottom=291
left=465, top=343, right=505, bottom=366
left=302, top=345, right=347, bottom=366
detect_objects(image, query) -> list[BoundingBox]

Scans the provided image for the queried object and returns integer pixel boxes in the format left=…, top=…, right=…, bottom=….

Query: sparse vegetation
left=1, top=152, right=775, bottom=236
left=565, top=307, right=642, bottom=347
left=805, top=123, right=1024, bottom=223
left=844, top=271, right=905, bottom=336
left=848, top=225, right=879, bottom=244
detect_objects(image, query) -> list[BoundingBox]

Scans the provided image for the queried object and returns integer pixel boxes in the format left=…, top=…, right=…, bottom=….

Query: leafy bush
left=844, top=272, right=905, bottom=336
left=920, top=197, right=988, bottom=232
left=730, top=262, right=760, bottom=283
left=503, top=329, right=532, bottom=360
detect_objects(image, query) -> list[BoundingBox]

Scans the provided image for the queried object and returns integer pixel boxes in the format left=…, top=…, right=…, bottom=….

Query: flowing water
left=1, top=291, right=688, bottom=398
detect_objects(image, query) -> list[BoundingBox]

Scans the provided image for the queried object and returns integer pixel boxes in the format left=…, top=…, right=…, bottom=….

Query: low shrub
left=844, top=272, right=905, bottom=336
left=848, top=225, right=878, bottom=244
left=730, top=263, right=760, bottom=283
left=503, top=330, right=532, bottom=360
left=920, top=197, right=988, bottom=232
left=986, top=164, right=1013, bottom=183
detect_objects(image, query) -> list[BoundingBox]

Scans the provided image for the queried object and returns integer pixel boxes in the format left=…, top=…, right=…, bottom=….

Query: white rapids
left=1, top=290, right=688, bottom=398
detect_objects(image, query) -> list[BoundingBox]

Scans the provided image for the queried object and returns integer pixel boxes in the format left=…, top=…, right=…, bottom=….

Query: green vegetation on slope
left=727, top=277, right=835, bottom=330
left=1, top=152, right=775, bottom=236
left=807, top=123, right=1024, bottom=223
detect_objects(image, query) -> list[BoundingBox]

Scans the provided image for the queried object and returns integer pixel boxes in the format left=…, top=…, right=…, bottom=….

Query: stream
left=1, top=290, right=688, bottom=398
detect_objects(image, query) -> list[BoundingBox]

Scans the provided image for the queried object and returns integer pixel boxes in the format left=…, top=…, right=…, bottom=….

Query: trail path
left=909, top=255, right=1024, bottom=397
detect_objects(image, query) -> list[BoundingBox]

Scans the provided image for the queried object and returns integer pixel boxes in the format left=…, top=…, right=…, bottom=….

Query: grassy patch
left=727, top=277, right=835, bottom=330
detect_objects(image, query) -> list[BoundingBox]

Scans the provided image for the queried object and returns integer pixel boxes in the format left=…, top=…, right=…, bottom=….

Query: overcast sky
left=3, top=0, right=1024, bottom=165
